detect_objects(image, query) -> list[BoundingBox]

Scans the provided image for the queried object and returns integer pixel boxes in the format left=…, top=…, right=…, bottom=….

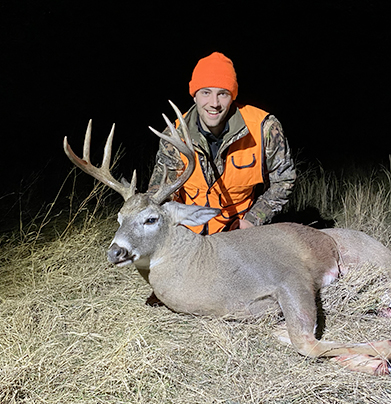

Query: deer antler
left=64, top=101, right=194, bottom=204
left=148, top=100, right=196, bottom=204
left=63, top=120, right=137, bottom=201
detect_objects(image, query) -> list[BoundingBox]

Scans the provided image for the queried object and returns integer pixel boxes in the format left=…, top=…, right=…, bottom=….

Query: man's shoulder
left=237, top=103, right=269, bottom=123
left=174, top=104, right=197, bottom=129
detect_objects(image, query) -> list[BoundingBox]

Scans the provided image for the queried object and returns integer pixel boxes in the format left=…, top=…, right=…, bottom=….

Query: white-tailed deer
left=64, top=101, right=391, bottom=376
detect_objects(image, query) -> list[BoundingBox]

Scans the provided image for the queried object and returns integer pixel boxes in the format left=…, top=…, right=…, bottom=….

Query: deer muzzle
left=107, top=243, right=136, bottom=266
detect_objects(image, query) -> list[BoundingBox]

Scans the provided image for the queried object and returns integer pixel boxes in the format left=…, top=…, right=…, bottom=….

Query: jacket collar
left=182, top=103, right=249, bottom=154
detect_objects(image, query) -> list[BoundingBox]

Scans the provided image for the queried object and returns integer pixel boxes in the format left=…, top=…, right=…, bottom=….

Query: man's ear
left=163, top=201, right=220, bottom=227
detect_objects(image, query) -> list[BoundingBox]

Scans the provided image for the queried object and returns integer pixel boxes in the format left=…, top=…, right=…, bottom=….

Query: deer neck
left=147, top=225, right=206, bottom=283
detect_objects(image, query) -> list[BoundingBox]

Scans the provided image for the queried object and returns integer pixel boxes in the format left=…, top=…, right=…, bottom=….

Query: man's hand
left=230, top=219, right=255, bottom=231
left=239, top=219, right=254, bottom=229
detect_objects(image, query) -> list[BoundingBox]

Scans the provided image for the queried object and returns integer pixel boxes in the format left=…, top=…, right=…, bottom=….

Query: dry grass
left=1, top=163, right=391, bottom=403
left=292, top=161, right=391, bottom=245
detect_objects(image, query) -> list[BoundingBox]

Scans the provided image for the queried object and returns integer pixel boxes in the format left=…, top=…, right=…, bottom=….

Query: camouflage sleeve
left=244, top=115, right=296, bottom=225
left=147, top=129, right=185, bottom=197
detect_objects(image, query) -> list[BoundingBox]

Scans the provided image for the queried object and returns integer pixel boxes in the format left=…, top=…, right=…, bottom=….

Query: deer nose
left=107, top=243, right=129, bottom=264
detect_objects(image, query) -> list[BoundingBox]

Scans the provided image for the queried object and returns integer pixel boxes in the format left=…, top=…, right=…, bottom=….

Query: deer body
left=147, top=223, right=337, bottom=318
left=114, top=199, right=338, bottom=318
left=64, top=101, right=391, bottom=375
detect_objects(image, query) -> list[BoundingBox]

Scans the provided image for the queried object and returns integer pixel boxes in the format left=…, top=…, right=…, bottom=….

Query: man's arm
left=147, top=136, right=185, bottom=197
left=244, top=115, right=296, bottom=225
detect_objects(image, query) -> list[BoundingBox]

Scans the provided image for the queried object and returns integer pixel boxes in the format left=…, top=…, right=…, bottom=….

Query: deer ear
left=163, top=202, right=220, bottom=227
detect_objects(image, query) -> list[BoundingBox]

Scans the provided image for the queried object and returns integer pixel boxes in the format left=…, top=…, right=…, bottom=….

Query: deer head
left=63, top=101, right=220, bottom=269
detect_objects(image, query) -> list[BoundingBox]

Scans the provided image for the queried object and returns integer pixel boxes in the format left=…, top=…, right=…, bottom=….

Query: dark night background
left=1, top=0, right=390, bottom=232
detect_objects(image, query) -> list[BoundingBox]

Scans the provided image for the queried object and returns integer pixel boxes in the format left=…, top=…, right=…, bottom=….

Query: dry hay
left=1, top=218, right=391, bottom=404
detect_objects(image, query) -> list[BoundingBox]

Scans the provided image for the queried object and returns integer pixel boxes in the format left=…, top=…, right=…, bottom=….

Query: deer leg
left=331, top=354, right=391, bottom=375
left=277, top=284, right=391, bottom=375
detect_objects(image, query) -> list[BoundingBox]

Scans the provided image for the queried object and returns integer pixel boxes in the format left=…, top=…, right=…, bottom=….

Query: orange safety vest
left=176, top=105, right=269, bottom=234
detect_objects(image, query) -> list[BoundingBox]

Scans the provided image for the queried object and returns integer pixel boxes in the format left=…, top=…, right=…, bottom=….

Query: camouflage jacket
left=148, top=103, right=296, bottom=226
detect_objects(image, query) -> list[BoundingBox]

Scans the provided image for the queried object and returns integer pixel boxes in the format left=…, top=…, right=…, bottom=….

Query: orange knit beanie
left=189, top=52, right=238, bottom=100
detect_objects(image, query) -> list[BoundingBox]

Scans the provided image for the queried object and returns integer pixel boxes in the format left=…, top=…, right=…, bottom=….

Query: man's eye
left=145, top=217, right=158, bottom=225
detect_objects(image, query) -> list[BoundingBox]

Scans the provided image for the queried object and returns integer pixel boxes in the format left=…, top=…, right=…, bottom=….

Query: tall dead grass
left=1, top=161, right=391, bottom=403
left=292, top=160, right=391, bottom=245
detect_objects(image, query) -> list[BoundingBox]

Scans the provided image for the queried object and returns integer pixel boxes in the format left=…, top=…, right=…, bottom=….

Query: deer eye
left=144, top=217, right=158, bottom=225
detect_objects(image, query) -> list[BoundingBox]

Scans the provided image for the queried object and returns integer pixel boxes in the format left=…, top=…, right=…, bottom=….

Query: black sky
left=1, top=1, right=390, bottom=224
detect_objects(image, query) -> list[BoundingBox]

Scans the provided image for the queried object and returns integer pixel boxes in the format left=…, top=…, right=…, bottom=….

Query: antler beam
left=148, top=100, right=196, bottom=204
left=63, top=120, right=137, bottom=201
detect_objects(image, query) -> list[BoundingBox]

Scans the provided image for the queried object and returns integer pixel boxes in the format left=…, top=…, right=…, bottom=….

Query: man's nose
left=210, top=93, right=220, bottom=107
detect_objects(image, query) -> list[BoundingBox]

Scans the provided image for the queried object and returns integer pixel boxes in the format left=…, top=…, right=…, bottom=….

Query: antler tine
left=101, top=123, right=115, bottom=171
left=83, top=119, right=92, bottom=163
left=168, top=99, right=194, bottom=154
left=128, top=170, right=138, bottom=197
left=63, top=121, right=137, bottom=201
left=148, top=101, right=196, bottom=204
left=149, top=115, right=189, bottom=158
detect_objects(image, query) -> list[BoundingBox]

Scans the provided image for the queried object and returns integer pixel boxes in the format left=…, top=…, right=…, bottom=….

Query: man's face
left=194, top=87, right=233, bottom=136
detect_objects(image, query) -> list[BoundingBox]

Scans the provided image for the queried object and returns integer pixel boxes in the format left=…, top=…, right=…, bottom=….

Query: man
left=148, top=52, right=296, bottom=235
